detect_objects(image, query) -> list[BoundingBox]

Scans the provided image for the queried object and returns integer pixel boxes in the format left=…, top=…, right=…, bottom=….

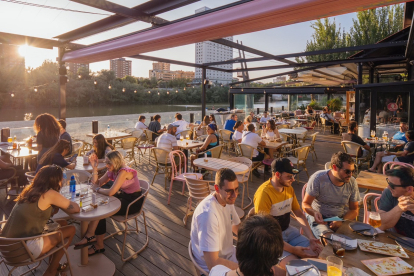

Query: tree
left=300, top=4, right=404, bottom=63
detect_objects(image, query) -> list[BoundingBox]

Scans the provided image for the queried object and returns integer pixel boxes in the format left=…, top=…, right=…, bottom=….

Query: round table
left=193, top=158, right=249, bottom=218
left=75, top=156, right=106, bottom=172
left=61, top=184, right=121, bottom=276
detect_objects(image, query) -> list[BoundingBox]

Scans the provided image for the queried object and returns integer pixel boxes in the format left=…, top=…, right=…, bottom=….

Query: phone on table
left=69, top=154, right=78, bottom=162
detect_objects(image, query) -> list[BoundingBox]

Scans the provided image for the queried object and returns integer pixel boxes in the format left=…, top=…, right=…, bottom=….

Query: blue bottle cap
left=70, top=175, right=75, bottom=179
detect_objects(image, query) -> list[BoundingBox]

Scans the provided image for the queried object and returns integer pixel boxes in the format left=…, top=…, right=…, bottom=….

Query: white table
left=61, top=184, right=121, bottom=276
left=74, top=156, right=106, bottom=172
left=278, top=128, right=307, bottom=145
left=193, top=158, right=249, bottom=218
left=86, top=132, right=131, bottom=145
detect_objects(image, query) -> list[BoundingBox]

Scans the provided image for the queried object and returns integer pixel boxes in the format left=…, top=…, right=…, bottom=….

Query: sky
left=0, top=0, right=358, bottom=82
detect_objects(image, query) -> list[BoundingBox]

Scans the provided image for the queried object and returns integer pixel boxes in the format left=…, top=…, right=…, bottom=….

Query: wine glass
left=370, top=130, right=376, bottom=138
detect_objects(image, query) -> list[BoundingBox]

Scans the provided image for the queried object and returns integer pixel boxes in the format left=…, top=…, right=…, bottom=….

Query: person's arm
left=172, top=146, right=179, bottom=150
left=65, top=163, right=76, bottom=170
left=363, top=144, right=371, bottom=151
left=330, top=201, right=359, bottom=231
left=274, top=129, right=281, bottom=139
left=198, top=135, right=213, bottom=152
left=302, top=193, right=325, bottom=224
left=292, top=208, right=323, bottom=254
left=258, top=139, right=266, bottom=146
left=378, top=193, right=414, bottom=230
left=203, top=251, right=238, bottom=271
left=97, top=170, right=130, bottom=196
left=48, top=190, right=80, bottom=214
left=89, top=153, right=110, bottom=186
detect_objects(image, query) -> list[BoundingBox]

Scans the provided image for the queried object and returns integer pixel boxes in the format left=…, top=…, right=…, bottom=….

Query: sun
left=18, top=45, right=28, bottom=57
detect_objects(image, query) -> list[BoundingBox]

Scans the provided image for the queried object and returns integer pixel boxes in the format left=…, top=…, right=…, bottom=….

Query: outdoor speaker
left=92, top=121, right=98, bottom=134
left=1, top=128, right=10, bottom=142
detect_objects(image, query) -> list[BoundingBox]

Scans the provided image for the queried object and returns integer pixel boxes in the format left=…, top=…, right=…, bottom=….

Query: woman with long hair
left=196, top=115, right=210, bottom=137
left=36, top=139, right=76, bottom=173
left=74, top=151, right=143, bottom=256
left=190, top=124, right=220, bottom=169
left=209, top=114, right=217, bottom=125
left=33, top=113, right=62, bottom=161
left=263, top=120, right=281, bottom=158
left=1, top=165, right=80, bottom=276
left=232, top=121, right=244, bottom=143
left=86, top=134, right=114, bottom=161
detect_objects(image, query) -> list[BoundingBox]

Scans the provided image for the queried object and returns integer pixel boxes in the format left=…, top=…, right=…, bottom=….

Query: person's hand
left=309, top=238, right=323, bottom=255
left=293, top=246, right=318, bottom=258
left=91, top=183, right=100, bottom=192
left=398, top=196, right=414, bottom=212
left=329, top=221, right=342, bottom=231
left=89, top=153, right=98, bottom=168
left=313, top=211, right=325, bottom=224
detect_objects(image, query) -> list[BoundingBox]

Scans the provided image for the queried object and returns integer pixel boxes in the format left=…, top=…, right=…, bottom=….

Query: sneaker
left=252, top=169, right=261, bottom=178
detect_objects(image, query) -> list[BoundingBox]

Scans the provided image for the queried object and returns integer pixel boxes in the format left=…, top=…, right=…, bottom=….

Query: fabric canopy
left=62, top=0, right=411, bottom=63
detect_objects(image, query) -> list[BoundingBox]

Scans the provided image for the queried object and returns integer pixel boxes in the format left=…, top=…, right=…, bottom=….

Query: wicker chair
left=0, top=221, right=74, bottom=276
left=144, top=129, right=159, bottom=145
left=120, top=137, right=138, bottom=166
left=239, top=144, right=263, bottom=180
left=285, top=145, right=311, bottom=181
left=68, top=141, right=83, bottom=157
left=105, top=180, right=150, bottom=262
left=301, top=132, right=318, bottom=161
left=219, top=129, right=234, bottom=153
left=341, top=141, right=371, bottom=174
left=150, top=147, right=172, bottom=188
left=320, top=117, right=333, bottom=134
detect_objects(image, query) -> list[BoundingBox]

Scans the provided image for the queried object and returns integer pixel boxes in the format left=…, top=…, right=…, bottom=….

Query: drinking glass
left=371, top=130, right=376, bottom=138
left=327, top=256, right=343, bottom=276
left=331, top=240, right=345, bottom=257
left=7, top=137, right=12, bottom=143
left=186, top=135, right=190, bottom=140
left=368, top=212, right=382, bottom=228
left=180, top=136, right=184, bottom=141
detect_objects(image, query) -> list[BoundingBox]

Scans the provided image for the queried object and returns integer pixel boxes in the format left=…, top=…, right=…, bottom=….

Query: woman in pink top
left=74, top=150, right=142, bottom=256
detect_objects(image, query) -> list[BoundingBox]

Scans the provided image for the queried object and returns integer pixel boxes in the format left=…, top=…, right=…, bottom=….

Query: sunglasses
left=104, top=160, right=112, bottom=165
left=386, top=178, right=409, bottom=189
left=224, top=187, right=239, bottom=196
left=340, top=168, right=355, bottom=175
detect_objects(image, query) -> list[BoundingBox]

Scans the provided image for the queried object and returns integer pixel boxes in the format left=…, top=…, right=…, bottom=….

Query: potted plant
left=327, top=98, right=343, bottom=112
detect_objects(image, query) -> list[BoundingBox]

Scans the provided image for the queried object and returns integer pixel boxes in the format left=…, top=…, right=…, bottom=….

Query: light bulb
left=167, top=91, right=169, bottom=94
left=148, top=91, right=151, bottom=93
left=158, top=92, right=160, bottom=95
left=108, top=85, right=112, bottom=89
left=78, top=74, right=81, bottom=79
left=11, top=93, right=14, bottom=97
left=176, top=90, right=178, bottom=93
left=34, top=88, right=38, bottom=92
left=134, top=90, right=137, bottom=93
left=122, top=88, right=125, bottom=92
left=94, top=80, right=97, bottom=85
left=184, top=87, right=186, bottom=90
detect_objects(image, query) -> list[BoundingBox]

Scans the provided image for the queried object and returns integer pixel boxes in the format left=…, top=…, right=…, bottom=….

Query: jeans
left=306, top=213, right=334, bottom=238
left=281, top=226, right=310, bottom=258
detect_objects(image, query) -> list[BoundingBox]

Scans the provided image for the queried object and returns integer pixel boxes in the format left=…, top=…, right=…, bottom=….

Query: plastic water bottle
left=106, top=125, right=110, bottom=135
left=70, top=175, right=76, bottom=193
left=62, top=172, right=67, bottom=187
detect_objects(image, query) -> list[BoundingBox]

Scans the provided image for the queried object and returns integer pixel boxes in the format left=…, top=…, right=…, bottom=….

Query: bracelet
left=92, top=172, right=98, bottom=175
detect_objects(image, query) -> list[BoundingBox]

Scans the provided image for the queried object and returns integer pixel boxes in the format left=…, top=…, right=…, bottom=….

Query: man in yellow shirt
left=254, top=158, right=322, bottom=269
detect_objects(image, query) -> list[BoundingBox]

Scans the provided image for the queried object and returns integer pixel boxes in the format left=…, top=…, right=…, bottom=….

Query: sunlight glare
left=18, top=45, right=29, bottom=57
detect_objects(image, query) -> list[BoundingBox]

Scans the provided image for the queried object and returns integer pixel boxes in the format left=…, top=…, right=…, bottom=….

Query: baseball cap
left=167, top=124, right=179, bottom=130
left=272, top=158, right=299, bottom=174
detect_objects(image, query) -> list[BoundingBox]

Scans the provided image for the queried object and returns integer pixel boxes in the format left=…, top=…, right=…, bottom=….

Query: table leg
left=81, top=220, right=88, bottom=266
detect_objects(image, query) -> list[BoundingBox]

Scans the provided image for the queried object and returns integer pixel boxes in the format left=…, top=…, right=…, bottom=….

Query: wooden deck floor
left=0, top=131, right=373, bottom=276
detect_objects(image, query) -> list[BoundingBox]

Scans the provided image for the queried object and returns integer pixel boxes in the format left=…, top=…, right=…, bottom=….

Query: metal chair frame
left=120, top=137, right=139, bottom=166
left=150, top=147, right=172, bottom=187
left=183, top=176, right=214, bottom=226
left=285, top=145, right=311, bottom=181
left=227, top=157, right=253, bottom=210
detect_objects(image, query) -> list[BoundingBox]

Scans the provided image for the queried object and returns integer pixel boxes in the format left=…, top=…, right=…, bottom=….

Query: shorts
left=382, top=155, right=396, bottom=163
left=281, top=226, right=310, bottom=258
left=26, top=237, right=44, bottom=259
left=306, top=214, right=334, bottom=238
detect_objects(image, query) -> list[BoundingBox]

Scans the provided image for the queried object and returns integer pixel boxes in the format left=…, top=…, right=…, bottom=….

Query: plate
left=357, top=240, right=409, bottom=258
left=349, top=222, right=377, bottom=237
left=286, top=259, right=320, bottom=276
left=326, top=234, right=357, bottom=250
left=361, top=257, right=414, bottom=276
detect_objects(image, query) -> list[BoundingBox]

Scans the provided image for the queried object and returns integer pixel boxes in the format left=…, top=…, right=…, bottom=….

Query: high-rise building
left=66, top=62, right=89, bottom=75
left=194, top=7, right=233, bottom=84
left=110, top=58, right=132, bottom=78
left=149, top=62, right=194, bottom=81
left=0, top=44, right=25, bottom=74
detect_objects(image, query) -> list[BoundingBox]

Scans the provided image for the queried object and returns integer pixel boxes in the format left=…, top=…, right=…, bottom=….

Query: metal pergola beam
left=128, top=54, right=229, bottom=72
left=230, top=56, right=405, bottom=72
left=203, top=40, right=407, bottom=66
left=0, top=32, right=76, bottom=49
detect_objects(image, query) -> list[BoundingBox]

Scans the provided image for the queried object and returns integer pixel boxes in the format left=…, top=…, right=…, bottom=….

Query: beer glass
left=368, top=212, right=382, bottom=228
left=7, top=137, right=12, bottom=143
left=371, top=130, right=376, bottom=138
left=327, top=256, right=343, bottom=276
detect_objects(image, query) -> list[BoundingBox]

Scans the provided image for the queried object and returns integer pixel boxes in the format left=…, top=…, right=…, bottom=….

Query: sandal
left=74, top=235, right=96, bottom=250
left=57, top=262, right=69, bottom=272
left=88, top=244, right=105, bottom=256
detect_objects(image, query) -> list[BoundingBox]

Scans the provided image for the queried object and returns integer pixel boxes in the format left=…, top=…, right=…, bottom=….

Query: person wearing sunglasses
left=368, top=130, right=414, bottom=173
left=209, top=215, right=285, bottom=276
left=377, top=167, right=414, bottom=239
left=74, top=150, right=143, bottom=256
left=302, top=152, right=360, bottom=238
left=191, top=168, right=241, bottom=273
left=254, top=158, right=322, bottom=270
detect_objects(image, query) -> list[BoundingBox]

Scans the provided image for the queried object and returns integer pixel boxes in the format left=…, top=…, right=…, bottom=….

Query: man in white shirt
left=260, top=111, right=270, bottom=123
left=174, top=113, right=192, bottom=138
left=135, top=115, right=147, bottom=130
left=191, top=168, right=241, bottom=273
left=156, top=124, right=179, bottom=151
left=241, top=124, right=266, bottom=177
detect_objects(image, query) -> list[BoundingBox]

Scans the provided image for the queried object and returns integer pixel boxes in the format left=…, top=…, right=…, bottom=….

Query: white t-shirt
left=209, top=265, right=231, bottom=276
left=174, top=120, right=190, bottom=135
left=135, top=121, right=147, bottom=130
left=260, top=116, right=270, bottom=123
left=241, top=131, right=262, bottom=157
left=266, top=130, right=275, bottom=139
left=232, top=130, right=243, bottom=141
left=156, top=133, right=177, bottom=162
left=191, top=194, right=241, bottom=273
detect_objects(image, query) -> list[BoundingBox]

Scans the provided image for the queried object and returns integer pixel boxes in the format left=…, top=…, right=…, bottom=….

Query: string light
left=184, top=87, right=186, bottom=90
left=78, top=74, right=81, bottom=79
left=10, top=93, right=15, bottom=97
left=167, top=91, right=169, bottom=94
left=176, top=90, right=178, bottom=93
left=66, top=66, right=70, bottom=70
left=34, top=88, right=38, bottom=92
left=94, top=80, right=97, bottom=85
left=122, top=88, right=125, bottom=92
left=134, top=90, right=137, bottom=93
left=157, top=92, right=160, bottom=95
left=148, top=91, right=151, bottom=93
left=108, top=84, right=112, bottom=89
left=241, top=88, right=243, bottom=92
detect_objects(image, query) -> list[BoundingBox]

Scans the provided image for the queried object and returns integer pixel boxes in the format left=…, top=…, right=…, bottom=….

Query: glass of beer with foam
left=368, top=212, right=381, bottom=228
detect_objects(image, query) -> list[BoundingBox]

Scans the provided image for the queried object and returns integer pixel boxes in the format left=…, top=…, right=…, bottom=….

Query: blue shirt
left=224, top=119, right=236, bottom=139
left=393, top=131, right=408, bottom=143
